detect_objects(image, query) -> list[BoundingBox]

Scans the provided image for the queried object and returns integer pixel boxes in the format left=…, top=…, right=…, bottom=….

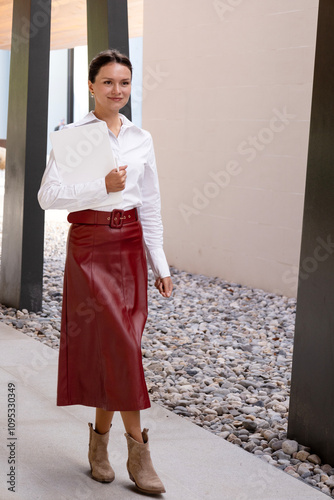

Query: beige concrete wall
left=142, top=0, right=319, bottom=297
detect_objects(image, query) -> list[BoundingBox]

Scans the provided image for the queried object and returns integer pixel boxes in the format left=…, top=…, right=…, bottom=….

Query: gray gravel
left=0, top=219, right=333, bottom=497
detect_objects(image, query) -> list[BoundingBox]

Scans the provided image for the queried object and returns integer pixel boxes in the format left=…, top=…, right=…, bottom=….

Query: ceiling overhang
left=0, top=0, right=143, bottom=50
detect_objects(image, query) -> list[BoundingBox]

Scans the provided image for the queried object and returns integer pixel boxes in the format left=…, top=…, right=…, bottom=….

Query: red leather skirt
left=57, top=211, right=150, bottom=411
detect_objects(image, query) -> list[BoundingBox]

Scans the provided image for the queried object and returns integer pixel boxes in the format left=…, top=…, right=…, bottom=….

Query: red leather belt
left=67, top=208, right=138, bottom=228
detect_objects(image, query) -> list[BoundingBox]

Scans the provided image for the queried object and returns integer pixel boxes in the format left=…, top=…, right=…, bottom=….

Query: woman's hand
left=105, top=165, right=127, bottom=193
left=154, top=276, right=173, bottom=298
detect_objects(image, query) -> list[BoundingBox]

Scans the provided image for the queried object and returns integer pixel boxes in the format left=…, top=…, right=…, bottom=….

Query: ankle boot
left=125, top=428, right=166, bottom=494
left=88, top=422, right=115, bottom=483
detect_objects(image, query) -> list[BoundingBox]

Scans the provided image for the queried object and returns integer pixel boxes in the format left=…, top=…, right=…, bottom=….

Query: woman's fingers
left=105, top=165, right=127, bottom=192
left=155, top=277, right=173, bottom=298
left=162, top=277, right=173, bottom=297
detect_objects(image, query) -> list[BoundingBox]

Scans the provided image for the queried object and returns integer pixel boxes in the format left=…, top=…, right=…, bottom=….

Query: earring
left=91, top=93, right=94, bottom=98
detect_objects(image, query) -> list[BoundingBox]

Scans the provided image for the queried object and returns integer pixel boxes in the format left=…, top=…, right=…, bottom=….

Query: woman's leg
left=120, top=410, right=144, bottom=443
left=95, top=408, right=115, bottom=434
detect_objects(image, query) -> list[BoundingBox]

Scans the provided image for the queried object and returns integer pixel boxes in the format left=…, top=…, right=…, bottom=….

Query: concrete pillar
left=86, top=0, right=131, bottom=119
left=288, top=0, right=334, bottom=464
left=0, top=0, right=51, bottom=311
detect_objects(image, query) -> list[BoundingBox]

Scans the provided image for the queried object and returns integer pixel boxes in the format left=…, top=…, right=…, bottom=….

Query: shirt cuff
left=64, top=177, right=109, bottom=212
left=146, top=247, right=170, bottom=279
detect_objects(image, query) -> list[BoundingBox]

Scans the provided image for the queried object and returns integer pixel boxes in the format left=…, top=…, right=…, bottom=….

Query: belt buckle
left=110, top=209, right=124, bottom=228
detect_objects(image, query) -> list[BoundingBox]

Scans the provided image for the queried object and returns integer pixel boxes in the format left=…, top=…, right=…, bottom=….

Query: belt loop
left=110, top=209, right=125, bottom=228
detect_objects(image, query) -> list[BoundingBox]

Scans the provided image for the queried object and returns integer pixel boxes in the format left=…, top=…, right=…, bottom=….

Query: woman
left=38, top=49, right=172, bottom=495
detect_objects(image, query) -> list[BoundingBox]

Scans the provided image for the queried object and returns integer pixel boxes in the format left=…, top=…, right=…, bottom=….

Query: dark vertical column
left=67, top=48, right=74, bottom=124
left=86, top=0, right=131, bottom=119
left=288, top=0, right=334, bottom=464
left=0, top=0, right=51, bottom=311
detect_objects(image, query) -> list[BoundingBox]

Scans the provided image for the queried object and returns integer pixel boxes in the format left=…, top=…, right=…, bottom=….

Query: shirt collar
left=74, top=111, right=134, bottom=130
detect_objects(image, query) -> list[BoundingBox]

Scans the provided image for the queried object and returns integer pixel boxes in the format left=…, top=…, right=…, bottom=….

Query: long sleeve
left=38, top=150, right=111, bottom=211
left=138, top=135, right=170, bottom=279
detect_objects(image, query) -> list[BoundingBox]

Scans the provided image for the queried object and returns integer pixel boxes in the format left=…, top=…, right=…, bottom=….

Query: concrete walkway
left=0, top=322, right=326, bottom=500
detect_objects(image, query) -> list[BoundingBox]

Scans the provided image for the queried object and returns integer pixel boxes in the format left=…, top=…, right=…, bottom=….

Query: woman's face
left=88, top=62, right=132, bottom=113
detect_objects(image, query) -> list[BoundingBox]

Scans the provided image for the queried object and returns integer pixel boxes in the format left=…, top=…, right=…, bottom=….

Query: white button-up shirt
left=38, top=112, right=170, bottom=279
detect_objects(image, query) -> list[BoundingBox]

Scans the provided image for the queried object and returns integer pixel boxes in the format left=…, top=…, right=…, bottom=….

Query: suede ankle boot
left=88, top=422, right=115, bottom=483
left=125, top=428, right=166, bottom=494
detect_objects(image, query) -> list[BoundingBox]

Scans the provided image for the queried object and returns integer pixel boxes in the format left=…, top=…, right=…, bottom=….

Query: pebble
left=323, top=465, right=334, bottom=475
left=273, top=450, right=291, bottom=461
left=262, top=430, right=278, bottom=442
left=243, top=420, right=257, bottom=433
left=308, top=454, right=322, bottom=465
left=326, top=477, right=334, bottom=489
left=271, top=440, right=284, bottom=451
left=0, top=219, right=334, bottom=498
left=282, top=439, right=299, bottom=455
left=298, top=463, right=313, bottom=476
left=296, top=450, right=310, bottom=461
